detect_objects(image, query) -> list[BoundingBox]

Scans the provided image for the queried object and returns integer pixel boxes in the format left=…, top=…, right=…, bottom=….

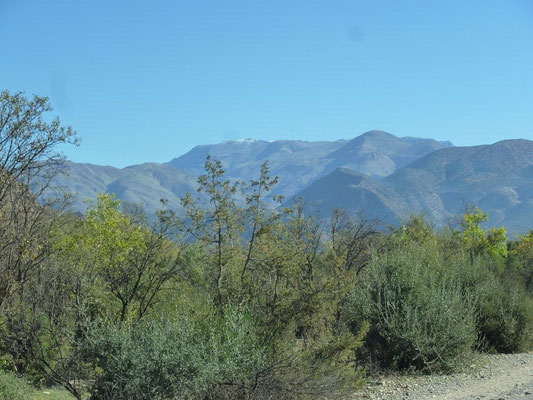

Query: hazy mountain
left=287, top=139, right=533, bottom=234
left=48, top=162, right=198, bottom=213
left=288, top=167, right=404, bottom=224
left=168, top=138, right=347, bottom=199
left=322, top=131, right=450, bottom=179
left=51, top=131, right=451, bottom=213
left=168, top=130, right=452, bottom=198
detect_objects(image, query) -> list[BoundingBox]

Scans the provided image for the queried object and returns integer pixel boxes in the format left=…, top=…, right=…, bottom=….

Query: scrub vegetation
left=1, top=91, right=532, bottom=399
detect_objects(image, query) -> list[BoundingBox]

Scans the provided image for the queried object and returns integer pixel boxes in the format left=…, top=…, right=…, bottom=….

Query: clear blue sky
left=1, top=0, right=532, bottom=167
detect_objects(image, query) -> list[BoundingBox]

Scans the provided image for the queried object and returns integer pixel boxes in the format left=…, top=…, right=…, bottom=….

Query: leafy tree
left=180, top=158, right=367, bottom=396
left=458, top=206, right=507, bottom=260
left=392, top=214, right=437, bottom=246
left=239, top=161, right=283, bottom=298
left=0, top=91, right=78, bottom=376
left=67, top=193, right=182, bottom=322
left=0, top=90, right=78, bottom=204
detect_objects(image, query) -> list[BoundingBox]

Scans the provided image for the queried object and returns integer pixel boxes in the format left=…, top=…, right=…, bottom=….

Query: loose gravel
left=348, top=353, right=533, bottom=400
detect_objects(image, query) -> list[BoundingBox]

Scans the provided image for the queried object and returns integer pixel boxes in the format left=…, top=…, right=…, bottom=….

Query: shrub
left=471, top=268, right=533, bottom=353
left=345, top=243, right=478, bottom=372
left=478, top=281, right=532, bottom=353
left=0, top=370, right=31, bottom=400
left=446, top=253, right=533, bottom=353
left=81, top=307, right=272, bottom=400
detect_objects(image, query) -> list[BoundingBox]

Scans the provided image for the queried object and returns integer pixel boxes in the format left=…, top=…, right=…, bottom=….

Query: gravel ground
left=348, top=353, right=533, bottom=400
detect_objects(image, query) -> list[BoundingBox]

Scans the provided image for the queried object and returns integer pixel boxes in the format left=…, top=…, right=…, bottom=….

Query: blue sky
left=1, top=0, right=532, bottom=167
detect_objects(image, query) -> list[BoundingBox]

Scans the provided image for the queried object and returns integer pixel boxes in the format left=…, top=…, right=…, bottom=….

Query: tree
left=0, top=90, right=78, bottom=375
left=458, top=206, right=507, bottom=261
left=0, top=90, right=78, bottom=204
left=181, top=155, right=245, bottom=308
left=69, top=193, right=183, bottom=322
left=180, top=159, right=367, bottom=396
left=328, top=208, right=381, bottom=276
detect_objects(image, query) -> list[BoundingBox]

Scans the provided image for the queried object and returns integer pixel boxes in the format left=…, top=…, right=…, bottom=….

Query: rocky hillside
left=168, top=130, right=451, bottom=198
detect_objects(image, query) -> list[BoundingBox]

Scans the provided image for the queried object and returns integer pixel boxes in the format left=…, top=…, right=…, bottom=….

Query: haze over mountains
left=50, top=130, right=533, bottom=234
left=54, top=130, right=450, bottom=212
left=168, top=130, right=452, bottom=198
left=290, top=139, right=533, bottom=234
left=52, top=162, right=198, bottom=212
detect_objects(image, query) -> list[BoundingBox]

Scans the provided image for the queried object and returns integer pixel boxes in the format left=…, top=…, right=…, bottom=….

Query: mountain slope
left=288, top=139, right=533, bottom=234
left=323, top=130, right=450, bottom=178
left=289, top=167, right=404, bottom=224
left=48, top=162, right=198, bottom=213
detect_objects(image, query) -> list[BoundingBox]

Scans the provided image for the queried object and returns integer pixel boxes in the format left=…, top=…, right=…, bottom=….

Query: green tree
left=69, top=193, right=182, bottom=322
left=459, top=206, right=507, bottom=260
left=0, top=90, right=78, bottom=376
left=181, top=155, right=244, bottom=308
left=180, top=159, right=367, bottom=396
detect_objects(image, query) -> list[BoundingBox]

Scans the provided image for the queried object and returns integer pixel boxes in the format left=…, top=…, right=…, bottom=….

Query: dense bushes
left=2, top=181, right=533, bottom=398
left=0, top=95, right=532, bottom=398
left=472, top=271, right=533, bottom=353
left=344, top=216, right=533, bottom=374
left=1, top=175, right=532, bottom=398
left=21, top=166, right=367, bottom=399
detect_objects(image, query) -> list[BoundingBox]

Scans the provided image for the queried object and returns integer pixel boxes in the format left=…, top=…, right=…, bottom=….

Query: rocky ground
left=350, top=353, right=533, bottom=400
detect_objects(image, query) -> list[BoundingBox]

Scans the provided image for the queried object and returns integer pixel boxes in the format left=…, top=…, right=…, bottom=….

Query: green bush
left=346, top=243, right=478, bottom=372
left=346, top=235, right=533, bottom=374
left=0, top=370, right=31, bottom=400
left=471, top=268, right=533, bottom=353
left=445, top=253, right=533, bottom=353
left=81, top=307, right=272, bottom=400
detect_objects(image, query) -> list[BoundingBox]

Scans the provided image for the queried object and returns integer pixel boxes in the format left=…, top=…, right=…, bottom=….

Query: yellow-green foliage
left=460, top=206, right=508, bottom=259
left=57, top=193, right=181, bottom=322
left=85, top=193, right=149, bottom=269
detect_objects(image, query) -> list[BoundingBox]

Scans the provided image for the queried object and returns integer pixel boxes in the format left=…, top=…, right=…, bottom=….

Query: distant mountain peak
left=220, top=138, right=270, bottom=145
left=360, top=130, right=396, bottom=138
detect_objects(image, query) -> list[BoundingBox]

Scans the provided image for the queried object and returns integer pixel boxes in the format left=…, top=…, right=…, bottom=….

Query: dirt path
left=351, top=353, right=533, bottom=400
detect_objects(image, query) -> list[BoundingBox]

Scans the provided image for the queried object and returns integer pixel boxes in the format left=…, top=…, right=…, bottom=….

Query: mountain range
left=168, top=130, right=452, bottom=198
left=51, top=130, right=450, bottom=213
left=48, top=131, right=533, bottom=234
left=289, top=139, right=533, bottom=234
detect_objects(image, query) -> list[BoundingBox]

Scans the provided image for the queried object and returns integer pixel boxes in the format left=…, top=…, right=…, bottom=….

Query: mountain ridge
left=51, top=130, right=451, bottom=213
left=46, top=133, right=533, bottom=234
left=287, top=139, right=533, bottom=234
